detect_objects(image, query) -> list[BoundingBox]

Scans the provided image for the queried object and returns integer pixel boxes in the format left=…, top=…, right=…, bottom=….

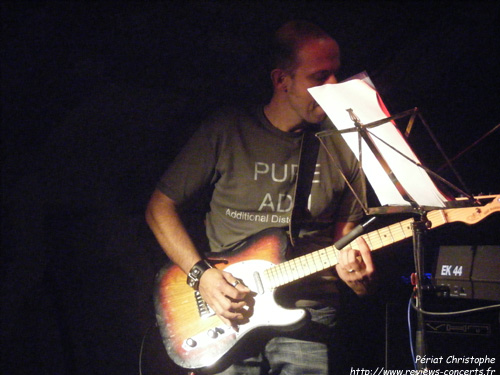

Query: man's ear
left=270, top=68, right=289, bottom=92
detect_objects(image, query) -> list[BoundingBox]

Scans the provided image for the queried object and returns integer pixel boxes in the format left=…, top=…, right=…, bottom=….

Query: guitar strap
left=289, top=125, right=320, bottom=245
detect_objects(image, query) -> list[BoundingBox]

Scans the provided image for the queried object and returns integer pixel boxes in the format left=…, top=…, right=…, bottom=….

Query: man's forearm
left=145, top=189, right=202, bottom=274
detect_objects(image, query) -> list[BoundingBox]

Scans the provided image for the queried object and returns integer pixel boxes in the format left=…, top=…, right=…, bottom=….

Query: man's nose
left=325, top=74, right=337, bottom=84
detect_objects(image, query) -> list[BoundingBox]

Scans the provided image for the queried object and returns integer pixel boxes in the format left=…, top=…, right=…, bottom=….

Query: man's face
left=285, top=37, right=340, bottom=124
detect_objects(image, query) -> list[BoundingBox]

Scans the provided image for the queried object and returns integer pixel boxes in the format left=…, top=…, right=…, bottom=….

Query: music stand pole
left=412, top=214, right=430, bottom=371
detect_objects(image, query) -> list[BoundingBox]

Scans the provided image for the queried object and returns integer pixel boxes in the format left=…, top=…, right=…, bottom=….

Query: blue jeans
left=216, top=306, right=337, bottom=375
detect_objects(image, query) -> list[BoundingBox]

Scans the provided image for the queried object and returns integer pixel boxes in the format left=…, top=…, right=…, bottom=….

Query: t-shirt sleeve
left=157, top=118, right=220, bottom=205
left=326, top=127, right=367, bottom=223
left=335, top=162, right=366, bottom=223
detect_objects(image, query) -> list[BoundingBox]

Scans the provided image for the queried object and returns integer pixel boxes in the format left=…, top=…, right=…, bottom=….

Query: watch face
left=187, top=260, right=212, bottom=289
left=193, top=268, right=202, bottom=276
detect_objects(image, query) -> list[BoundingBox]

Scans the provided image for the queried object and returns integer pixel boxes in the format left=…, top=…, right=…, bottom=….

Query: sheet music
left=309, top=79, right=448, bottom=208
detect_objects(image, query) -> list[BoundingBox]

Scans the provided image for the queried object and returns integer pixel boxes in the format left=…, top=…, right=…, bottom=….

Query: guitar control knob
left=186, top=338, right=197, bottom=347
left=215, top=327, right=224, bottom=334
left=207, top=329, right=218, bottom=339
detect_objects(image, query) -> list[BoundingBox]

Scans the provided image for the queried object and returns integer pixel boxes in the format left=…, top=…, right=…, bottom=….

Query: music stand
left=309, top=79, right=477, bottom=370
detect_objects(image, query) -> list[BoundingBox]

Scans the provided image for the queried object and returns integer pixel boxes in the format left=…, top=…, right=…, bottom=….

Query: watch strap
left=186, top=259, right=212, bottom=290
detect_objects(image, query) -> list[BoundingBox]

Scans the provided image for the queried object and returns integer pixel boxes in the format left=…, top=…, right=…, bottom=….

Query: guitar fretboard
left=264, top=245, right=340, bottom=288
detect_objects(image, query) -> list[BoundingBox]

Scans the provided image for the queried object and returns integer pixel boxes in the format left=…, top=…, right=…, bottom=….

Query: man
left=146, top=20, right=375, bottom=374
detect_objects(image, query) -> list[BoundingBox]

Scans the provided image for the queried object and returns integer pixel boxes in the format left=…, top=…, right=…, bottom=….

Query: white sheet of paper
left=309, top=79, right=448, bottom=208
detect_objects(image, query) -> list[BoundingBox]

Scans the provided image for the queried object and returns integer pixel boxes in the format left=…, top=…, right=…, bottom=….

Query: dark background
left=2, top=2, right=499, bottom=375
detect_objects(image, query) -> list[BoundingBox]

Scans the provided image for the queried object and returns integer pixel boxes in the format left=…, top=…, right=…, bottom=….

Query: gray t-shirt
left=158, top=106, right=365, bottom=252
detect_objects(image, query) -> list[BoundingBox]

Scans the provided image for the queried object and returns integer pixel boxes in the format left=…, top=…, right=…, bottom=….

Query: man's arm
left=145, top=189, right=250, bottom=325
left=333, top=221, right=377, bottom=296
left=146, top=189, right=203, bottom=274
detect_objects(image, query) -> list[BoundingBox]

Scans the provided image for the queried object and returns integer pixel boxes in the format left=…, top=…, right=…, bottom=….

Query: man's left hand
left=335, top=237, right=376, bottom=295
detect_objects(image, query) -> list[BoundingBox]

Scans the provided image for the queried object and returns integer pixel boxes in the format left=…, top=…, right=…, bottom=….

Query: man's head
left=269, top=21, right=340, bottom=126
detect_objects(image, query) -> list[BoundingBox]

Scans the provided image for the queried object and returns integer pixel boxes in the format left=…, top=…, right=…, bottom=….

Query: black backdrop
left=2, top=2, right=499, bottom=375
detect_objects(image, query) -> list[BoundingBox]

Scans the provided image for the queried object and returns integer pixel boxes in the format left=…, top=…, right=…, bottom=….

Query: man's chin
left=310, top=108, right=327, bottom=123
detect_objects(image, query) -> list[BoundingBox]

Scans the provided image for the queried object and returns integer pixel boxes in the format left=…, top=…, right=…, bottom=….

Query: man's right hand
left=198, top=268, right=252, bottom=327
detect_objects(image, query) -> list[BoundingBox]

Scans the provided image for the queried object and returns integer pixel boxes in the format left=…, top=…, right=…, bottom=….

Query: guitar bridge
left=194, top=290, right=215, bottom=319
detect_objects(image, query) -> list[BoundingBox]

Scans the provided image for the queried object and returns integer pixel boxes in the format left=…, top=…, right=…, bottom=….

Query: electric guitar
left=155, top=196, right=500, bottom=371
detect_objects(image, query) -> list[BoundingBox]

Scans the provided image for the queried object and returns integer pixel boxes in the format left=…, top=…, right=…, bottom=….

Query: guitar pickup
left=194, top=290, right=215, bottom=319
left=253, top=271, right=264, bottom=294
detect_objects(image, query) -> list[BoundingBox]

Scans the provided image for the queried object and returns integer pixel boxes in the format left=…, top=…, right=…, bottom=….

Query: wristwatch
left=186, top=259, right=212, bottom=290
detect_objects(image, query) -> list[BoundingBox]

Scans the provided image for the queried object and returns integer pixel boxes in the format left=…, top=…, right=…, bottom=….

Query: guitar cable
left=407, top=297, right=417, bottom=370
left=138, top=321, right=156, bottom=375
left=409, top=289, right=500, bottom=316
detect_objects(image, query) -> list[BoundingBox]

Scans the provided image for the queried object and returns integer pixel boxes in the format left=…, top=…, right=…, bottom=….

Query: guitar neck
left=263, top=196, right=500, bottom=289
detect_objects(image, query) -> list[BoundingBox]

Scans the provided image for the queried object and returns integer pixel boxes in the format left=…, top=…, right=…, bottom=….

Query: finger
left=198, top=271, right=249, bottom=323
left=229, top=300, right=247, bottom=310
left=229, top=279, right=240, bottom=288
left=356, top=238, right=374, bottom=273
left=335, top=262, right=356, bottom=278
left=222, top=273, right=250, bottom=295
left=346, top=248, right=358, bottom=265
left=210, top=295, right=246, bottom=322
left=339, top=247, right=360, bottom=273
left=338, top=247, right=349, bottom=268
left=228, top=278, right=250, bottom=292
left=206, top=297, right=231, bottom=324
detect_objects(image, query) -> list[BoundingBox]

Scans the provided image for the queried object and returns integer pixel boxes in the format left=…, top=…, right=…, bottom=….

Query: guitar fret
left=327, top=247, right=339, bottom=266
left=318, top=248, right=333, bottom=269
left=306, top=256, right=314, bottom=274
left=299, top=256, right=311, bottom=277
left=283, top=259, right=296, bottom=284
left=278, top=265, right=287, bottom=284
left=314, top=249, right=331, bottom=269
left=284, top=262, right=295, bottom=283
left=381, top=227, right=395, bottom=244
left=283, top=259, right=294, bottom=283
left=281, top=262, right=293, bottom=284
left=390, top=228, right=405, bottom=243
left=291, top=258, right=304, bottom=278
left=365, top=231, right=382, bottom=249
left=310, top=251, right=322, bottom=270
left=400, top=220, right=414, bottom=238
left=277, top=263, right=289, bottom=284
left=272, top=265, right=284, bottom=287
left=385, top=223, right=404, bottom=243
left=429, top=210, right=447, bottom=228
left=273, top=264, right=285, bottom=285
left=298, top=257, right=309, bottom=276
left=375, top=228, right=390, bottom=247
left=308, top=253, right=319, bottom=272
left=266, top=267, right=277, bottom=288
left=362, top=233, right=374, bottom=250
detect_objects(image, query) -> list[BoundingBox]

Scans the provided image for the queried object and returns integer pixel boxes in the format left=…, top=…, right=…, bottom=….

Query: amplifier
left=434, top=245, right=500, bottom=301
left=423, top=298, right=500, bottom=372
left=472, top=245, right=500, bottom=300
